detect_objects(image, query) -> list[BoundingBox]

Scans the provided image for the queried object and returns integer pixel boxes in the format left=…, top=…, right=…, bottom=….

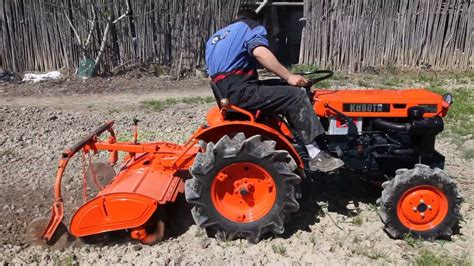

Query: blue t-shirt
left=205, top=19, right=269, bottom=77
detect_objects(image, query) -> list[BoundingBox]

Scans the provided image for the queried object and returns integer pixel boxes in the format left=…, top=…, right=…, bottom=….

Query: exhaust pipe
left=374, top=119, right=410, bottom=131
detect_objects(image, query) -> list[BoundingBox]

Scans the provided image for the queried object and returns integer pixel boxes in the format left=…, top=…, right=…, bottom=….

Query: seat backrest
left=210, top=81, right=223, bottom=108
left=209, top=81, right=250, bottom=120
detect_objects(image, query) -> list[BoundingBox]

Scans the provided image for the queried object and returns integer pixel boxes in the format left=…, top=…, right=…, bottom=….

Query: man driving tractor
left=205, top=9, right=344, bottom=172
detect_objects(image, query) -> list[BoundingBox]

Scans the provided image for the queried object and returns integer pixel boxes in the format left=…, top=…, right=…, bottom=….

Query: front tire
left=185, top=133, right=300, bottom=242
left=377, top=164, right=463, bottom=240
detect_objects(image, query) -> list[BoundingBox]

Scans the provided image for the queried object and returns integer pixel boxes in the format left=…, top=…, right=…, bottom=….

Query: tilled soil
left=0, top=77, right=472, bottom=265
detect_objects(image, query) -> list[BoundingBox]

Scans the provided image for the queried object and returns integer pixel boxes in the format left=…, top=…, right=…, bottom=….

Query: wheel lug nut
left=240, top=188, right=249, bottom=196
left=412, top=207, right=417, bottom=212
left=427, top=205, right=432, bottom=210
left=420, top=212, right=425, bottom=217
left=419, top=199, right=424, bottom=204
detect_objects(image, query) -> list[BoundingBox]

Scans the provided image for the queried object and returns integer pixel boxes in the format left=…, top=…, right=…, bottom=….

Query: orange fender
left=195, top=118, right=304, bottom=169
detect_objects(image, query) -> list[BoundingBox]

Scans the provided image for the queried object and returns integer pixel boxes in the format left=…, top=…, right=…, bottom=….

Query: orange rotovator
left=42, top=121, right=200, bottom=244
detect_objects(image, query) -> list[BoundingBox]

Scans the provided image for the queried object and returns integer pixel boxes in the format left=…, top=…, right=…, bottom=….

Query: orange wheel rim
left=397, top=185, right=449, bottom=231
left=211, top=162, right=276, bottom=223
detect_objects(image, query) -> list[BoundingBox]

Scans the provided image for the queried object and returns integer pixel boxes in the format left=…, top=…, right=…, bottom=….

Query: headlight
left=442, top=93, right=453, bottom=106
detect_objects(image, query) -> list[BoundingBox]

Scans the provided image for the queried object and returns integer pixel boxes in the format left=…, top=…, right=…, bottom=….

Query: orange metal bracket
left=220, top=103, right=256, bottom=122
left=42, top=121, right=116, bottom=242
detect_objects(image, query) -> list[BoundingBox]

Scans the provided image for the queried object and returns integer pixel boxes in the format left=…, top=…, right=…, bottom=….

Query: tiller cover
left=42, top=121, right=199, bottom=243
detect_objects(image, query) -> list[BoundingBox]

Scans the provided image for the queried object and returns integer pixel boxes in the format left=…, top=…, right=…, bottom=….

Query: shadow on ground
left=50, top=171, right=382, bottom=246
left=277, top=170, right=381, bottom=239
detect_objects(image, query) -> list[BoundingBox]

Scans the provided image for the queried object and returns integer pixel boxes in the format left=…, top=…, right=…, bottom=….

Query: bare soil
left=0, top=75, right=472, bottom=265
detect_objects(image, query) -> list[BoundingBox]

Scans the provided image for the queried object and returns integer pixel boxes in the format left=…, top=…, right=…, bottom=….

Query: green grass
left=385, top=61, right=398, bottom=74
left=116, top=130, right=156, bottom=142
left=404, top=234, right=423, bottom=248
left=381, top=76, right=403, bottom=87
left=362, top=249, right=388, bottom=261
left=288, top=64, right=332, bottom=88
left=142, top=98, right=178, bottom=112
left=331, top=71, right=348, bottom=81
left=449, top=71, right=474, bottom=84
left=465, top=71, right=474, bottom=81
left=417, top=74, right=438, bottom=83
left=181, top=96, right=215, bottom=105
left=357, top=79, right=371, bottom=87
left=426, top=87, right=474, bottom=139
left=427, top=81, right=445, bottom=94
left=351, top=214, right=364, bottom=226
left=404, top=236, right=464, bottom=264
left=353, top=245, right=389, bottom=261
left=53, top=255, right=75, bottom=266
left=367, top=203, right=378, bottom=212
left=194, top=228, right=205, bottom=237
left=414, top=249, right=471, bottom=266
left=462, top=148, right=474, bottom=160
left=271, top=243, right=286, bottom=255
left=141, top=96, right=214, bottom=112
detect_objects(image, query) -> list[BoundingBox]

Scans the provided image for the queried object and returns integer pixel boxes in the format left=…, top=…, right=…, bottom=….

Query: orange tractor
left=33, top=70, right=462, bottom=245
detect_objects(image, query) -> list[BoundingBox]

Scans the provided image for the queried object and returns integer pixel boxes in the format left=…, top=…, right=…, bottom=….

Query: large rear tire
left=377, top=164, right=463, bottom=240
left=185, top=133, right=301, bottom=242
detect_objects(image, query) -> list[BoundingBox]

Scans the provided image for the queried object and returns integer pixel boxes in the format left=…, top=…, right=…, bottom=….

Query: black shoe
left=308, top=151, right=344, bottom=172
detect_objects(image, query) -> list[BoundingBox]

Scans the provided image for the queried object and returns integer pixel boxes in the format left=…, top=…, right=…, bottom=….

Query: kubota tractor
left=31, top=70, right=463, bottom=246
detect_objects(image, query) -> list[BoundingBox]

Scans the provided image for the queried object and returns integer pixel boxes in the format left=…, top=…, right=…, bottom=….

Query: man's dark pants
left=216, top=76, right=325, bottom=145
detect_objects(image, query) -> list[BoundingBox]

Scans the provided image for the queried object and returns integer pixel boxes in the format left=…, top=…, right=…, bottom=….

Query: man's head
left=236, top=8, right=259, bottom=21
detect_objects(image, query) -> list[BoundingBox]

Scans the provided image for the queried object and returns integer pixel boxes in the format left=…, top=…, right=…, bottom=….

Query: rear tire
left=185, top=133, right=300, bottom=242
left=377, top=164, right=463, bottom=240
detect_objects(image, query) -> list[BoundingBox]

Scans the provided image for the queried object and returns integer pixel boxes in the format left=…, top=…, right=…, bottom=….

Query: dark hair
left=237, top=8, right=258, bottom=21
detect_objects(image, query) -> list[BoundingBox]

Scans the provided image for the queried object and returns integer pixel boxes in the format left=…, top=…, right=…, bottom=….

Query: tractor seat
left=210, top=82, right=256, bottom=121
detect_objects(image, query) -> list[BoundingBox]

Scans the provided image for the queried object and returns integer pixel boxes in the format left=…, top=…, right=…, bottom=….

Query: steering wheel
left=294, top=70, right=334, bottom=102
left=295, top=70, right=334, bottom=88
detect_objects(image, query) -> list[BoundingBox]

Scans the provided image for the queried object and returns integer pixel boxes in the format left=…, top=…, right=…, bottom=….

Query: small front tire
left=377, top=164, right=463, bottom=240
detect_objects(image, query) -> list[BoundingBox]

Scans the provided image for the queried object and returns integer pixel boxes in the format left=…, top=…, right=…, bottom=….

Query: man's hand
left=287, top=74, right=308, bottom=87
left=253, top=47, right=309, bottom=87
left=254, top=47, right=309, bottom=87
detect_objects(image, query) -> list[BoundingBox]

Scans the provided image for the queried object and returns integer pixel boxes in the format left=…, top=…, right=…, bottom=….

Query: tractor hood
left=313, top=89, right=450, bottom=118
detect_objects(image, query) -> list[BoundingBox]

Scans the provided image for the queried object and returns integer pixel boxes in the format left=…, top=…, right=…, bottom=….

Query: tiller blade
left=39, top=120, right=199, bottom=245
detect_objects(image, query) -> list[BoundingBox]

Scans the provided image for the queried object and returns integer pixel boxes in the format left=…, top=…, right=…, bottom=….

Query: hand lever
left=324, top=103, right=358, bottom=136
left=133, top=118, right=140, bottom=144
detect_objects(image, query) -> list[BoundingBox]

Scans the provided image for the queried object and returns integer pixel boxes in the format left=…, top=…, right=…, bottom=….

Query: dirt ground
left=0, top=73, right=472, bottom=265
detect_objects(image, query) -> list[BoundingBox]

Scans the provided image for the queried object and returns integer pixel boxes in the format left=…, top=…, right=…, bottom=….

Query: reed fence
left=1, top=0, right=242, bottom=75
left=300, top=0, right=473, bottom=71
left=1, top=0, right=473, bottom=74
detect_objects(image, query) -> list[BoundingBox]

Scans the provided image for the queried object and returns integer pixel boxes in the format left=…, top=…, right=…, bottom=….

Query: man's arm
left=253, top=46, right=307, bottom=87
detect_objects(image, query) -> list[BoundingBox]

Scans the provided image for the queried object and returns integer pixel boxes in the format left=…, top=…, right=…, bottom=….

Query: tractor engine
left=313, top=89, right=452, bottom=179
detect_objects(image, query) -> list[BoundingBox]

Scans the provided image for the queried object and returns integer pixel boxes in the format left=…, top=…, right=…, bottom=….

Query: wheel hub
left=211, top=162, right=276, bottom=223
left=397, top=185, right=449, bottom=231
left=417, top=202, right=428, bottom=212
